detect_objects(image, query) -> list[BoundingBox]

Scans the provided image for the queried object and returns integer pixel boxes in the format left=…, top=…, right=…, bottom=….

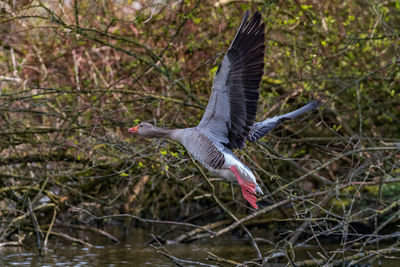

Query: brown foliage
left=0, top=0, right=399, bottom=265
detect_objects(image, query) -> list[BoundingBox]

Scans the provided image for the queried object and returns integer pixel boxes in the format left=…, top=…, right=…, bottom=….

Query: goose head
left=129, top=122, right=173, bottom=138
left=128, top=122, right=155, bottom=137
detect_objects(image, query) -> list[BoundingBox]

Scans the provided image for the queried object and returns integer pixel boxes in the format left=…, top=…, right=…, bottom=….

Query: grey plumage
left=181, top=129, right=225, bottom=169
left=130, top=11, right=321, bottom=209
left=197, top=10, right=265, bottom=149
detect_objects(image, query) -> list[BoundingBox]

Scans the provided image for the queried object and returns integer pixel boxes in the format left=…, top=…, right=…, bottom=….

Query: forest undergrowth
left=1, top=0, right=399, bottom=265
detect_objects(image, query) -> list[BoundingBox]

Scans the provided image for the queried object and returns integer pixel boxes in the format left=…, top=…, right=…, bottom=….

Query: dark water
left=0, top=228, right=263, bottom=266
left=1, top=228, right=398, bottom=266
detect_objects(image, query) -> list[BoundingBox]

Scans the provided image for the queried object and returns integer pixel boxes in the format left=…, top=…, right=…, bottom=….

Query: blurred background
left=1, top=0, right=399, bottom=265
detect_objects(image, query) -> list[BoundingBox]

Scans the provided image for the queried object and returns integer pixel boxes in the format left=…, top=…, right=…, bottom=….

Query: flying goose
left=129, top=11, right=320, bottom=209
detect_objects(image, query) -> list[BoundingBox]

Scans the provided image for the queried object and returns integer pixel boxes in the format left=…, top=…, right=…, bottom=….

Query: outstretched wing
left=247, top=100, right=321, bottom=142
left=196, top=11, right=265, bottom=149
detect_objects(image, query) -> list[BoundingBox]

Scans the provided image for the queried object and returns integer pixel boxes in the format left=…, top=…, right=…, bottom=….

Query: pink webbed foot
left=229, top=166, right=258, bottom=209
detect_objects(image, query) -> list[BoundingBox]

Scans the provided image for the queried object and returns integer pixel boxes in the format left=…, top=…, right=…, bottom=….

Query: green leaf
left=209, top=66, right=218, bottom=77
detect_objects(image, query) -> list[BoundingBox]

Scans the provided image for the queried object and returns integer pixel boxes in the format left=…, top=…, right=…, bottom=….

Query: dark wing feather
left=197, top=11, right=265, bottom=149
left=247, top=100, right=321, bottom=142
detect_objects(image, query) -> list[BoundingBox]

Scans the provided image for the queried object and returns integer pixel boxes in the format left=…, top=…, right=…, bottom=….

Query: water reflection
left=0, top=228, right=255, bottom=266
left=1, top=227, right=398, bottom=266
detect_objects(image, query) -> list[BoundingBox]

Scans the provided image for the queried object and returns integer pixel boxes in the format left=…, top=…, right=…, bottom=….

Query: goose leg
left=229, top=166, right=258, bottom=209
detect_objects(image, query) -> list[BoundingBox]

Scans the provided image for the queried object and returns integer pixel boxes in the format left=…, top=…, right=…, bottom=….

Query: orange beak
left=128, top=125, right=139, bottom=133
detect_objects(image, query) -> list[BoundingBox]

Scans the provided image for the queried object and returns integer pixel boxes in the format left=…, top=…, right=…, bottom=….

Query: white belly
left=208, top=167, right=237, bottom=183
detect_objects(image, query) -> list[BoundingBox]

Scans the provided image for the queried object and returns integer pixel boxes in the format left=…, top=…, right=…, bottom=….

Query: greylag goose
left=129, top=11, right=320, bottom=209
